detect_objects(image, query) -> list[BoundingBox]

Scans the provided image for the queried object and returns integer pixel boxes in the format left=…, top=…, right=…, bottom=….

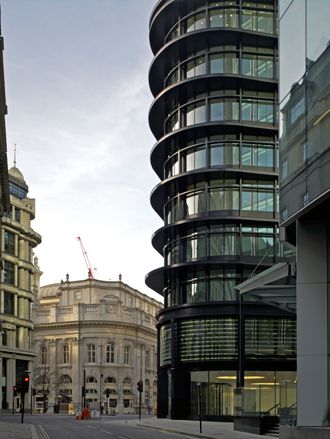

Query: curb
left=138, top=422, right=223, bottom=438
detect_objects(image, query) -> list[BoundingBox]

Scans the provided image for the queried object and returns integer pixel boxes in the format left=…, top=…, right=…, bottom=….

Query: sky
left=1, top=0, right=164, bottom=301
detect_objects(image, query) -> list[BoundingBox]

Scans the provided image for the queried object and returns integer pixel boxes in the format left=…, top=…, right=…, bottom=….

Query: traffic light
left=137, top=380, right=143, bottom=393
left=13, top=385, right=18, bottom=396
left=105, top=388, right=110, bottom=398
left=22, top=373, right=30, bottom=393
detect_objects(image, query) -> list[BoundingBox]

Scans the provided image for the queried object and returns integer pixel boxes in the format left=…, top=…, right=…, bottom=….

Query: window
left=123, top=377, right=131, bottom=385
left=282, top=160, right=288, bottom=179
left=9, top=182, right=27, bottom=199
left=14, top=208, right=21, bottom=222
left=86, top=376, right=97, bottom=383
left=290, top=97, right=305, bottom=124
left=4, top=291, right=14, bottom=315
left=124, top=346, right=130, bottom=364
left=63, top=345, right=70, bottom=364
left=303, top=192, right=309, bottom=206
left=145, top=351, right=150, bottom=369
left=104, top=376, right=116, bottom=384
left=59, top=374, right=72, bottom=384
left=281, top=208, right=288, bottom=221
left=4, top=231, right=15, bottom=255
left=2, top=329, right=8, bottom=347
left=87, top=344, right=96, bottom=363
left=106, top=342, right=115, bottom=363
left=4, top=261, right=15, bottom=285
left=303, top=143, right=308, bottom=162
left=41, top=346, right=48, bottom=365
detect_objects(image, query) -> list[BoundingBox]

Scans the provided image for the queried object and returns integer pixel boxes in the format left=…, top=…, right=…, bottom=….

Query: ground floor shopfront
left=158, top=366, right=296, bottom=421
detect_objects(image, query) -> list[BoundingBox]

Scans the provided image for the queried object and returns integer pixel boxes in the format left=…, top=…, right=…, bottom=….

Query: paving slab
left=0, top=421, right=34, bottom=439
left=106, top=416, right=276, bottom=439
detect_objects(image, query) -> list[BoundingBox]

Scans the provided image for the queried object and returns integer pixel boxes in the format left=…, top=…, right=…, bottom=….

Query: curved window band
left=164, top=141, right=276, bottom=178
left=165, top=51, right=276, bottom=87
left=165, top=187, right=276, bottom=225
left=164, top=6, right=275, bottom=45
left=165, top=231, right=276, bottom=265
left=164, top=97, right=276, bottom=134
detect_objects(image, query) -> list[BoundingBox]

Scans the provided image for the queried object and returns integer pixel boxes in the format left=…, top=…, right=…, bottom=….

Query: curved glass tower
left=146, top=0, right=296, bottom=420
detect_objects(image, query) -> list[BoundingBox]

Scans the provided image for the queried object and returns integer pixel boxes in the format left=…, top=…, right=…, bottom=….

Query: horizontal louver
left=245, top=318, right=296, bottom=358
left=179, top=318, right=238, bottom=362
left=160, top=323, right=172, bottom=366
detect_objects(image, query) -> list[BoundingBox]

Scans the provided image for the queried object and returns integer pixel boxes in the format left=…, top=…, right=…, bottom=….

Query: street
left=0, top=414, right=186, bottom=439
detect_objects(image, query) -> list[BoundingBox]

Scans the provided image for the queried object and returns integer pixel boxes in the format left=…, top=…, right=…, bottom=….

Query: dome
left=9, top=166, right=26, bottom=184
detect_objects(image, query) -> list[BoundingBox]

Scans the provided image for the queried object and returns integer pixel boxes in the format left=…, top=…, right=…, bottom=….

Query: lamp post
left=99, top=345, right=103, bottom=414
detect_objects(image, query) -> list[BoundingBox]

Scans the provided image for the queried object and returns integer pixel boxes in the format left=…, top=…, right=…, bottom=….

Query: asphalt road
left=0, top=414, right=186, bottom=439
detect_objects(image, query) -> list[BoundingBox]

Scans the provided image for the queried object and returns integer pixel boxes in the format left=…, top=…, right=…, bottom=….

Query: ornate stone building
left=33, top=277, right=162, bottom=414
left=0, top=163, right=41, bottom=411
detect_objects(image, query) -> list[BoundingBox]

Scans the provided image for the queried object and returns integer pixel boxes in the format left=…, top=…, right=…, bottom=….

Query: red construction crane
left=77, top=237, right=94, bottom=279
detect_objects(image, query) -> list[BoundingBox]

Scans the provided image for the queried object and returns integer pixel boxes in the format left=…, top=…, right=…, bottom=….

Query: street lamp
left=99, top=345, right=103, bottom=414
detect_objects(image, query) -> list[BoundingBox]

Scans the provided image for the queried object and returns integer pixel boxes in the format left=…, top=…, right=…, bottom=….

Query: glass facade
left=165, top=93, right=276, bottom=134
left=164, top=2, right=276, bottom=45
left=148, top=0, right=295, bottom=420
left=279, top=0, right=330, bottom=222
left=190, top=370, right=296, bottom=418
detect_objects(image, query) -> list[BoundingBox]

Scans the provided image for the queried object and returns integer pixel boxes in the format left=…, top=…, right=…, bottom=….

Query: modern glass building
left=146, top=0, right=296, bottom=421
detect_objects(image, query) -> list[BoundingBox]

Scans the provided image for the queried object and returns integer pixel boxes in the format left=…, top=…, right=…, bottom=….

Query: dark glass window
left=4, top=261, right=15, bottom=285
left=4, top=292, right=14, bottom=315
left=14, top=208, right=21, bottom=223
left=2, top=329, right=8, bottom=346
left=9, top=182, right=27, bottom=199
left=4, top=231, right=15, bottom=255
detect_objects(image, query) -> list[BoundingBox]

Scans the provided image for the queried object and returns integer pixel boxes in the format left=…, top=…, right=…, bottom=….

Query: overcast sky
left=1, top=0, right=163, bottom=301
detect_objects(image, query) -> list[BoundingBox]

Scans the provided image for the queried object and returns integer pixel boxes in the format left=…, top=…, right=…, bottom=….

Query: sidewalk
left=0, top=422, right=38, bottom=439
left=109, top=416, right=277, bottom=439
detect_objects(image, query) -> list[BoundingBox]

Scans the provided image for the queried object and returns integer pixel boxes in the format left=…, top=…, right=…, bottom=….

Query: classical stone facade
left=0, top=164, right=41, bottom=411
left=33, top=277, right=162, bottom=414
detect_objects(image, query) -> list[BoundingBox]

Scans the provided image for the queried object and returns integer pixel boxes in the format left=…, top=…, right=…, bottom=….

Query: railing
left=261, top=402, right=279, bottom=417
left=279, top=402, right=297, bottom=426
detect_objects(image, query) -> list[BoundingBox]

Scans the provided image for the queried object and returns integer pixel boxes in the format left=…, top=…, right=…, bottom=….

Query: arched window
left=124, top=345, right=130, bottom=364
left=87, top=344, right=96, bottom=363
left=59, top=374, right=72, bottom=384
left=104, top=376, right=116, bottom=384
left=86, top=376, right=97, bottom=383
left=41, top=346, right=47, bottom=365
left=123, top=377, right=131, bottom=386
left=106, top=342, right=115, bottom=363
left=63, top=345, right=70, bottom=364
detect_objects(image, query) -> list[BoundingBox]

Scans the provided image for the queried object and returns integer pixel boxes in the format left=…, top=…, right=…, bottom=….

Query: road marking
left=88, top=425, right=98, bottom=429
left=100, top=430, right=114, bottom=435
left=38, top=425, right=50, bottom=439
left=30, top=425, right=39, bottom=439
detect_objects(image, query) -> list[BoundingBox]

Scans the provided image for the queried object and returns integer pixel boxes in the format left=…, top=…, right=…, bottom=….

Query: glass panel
left=210, top=9, right=225, bottom=27
left=257, top=11, right=274, bottom=34
left=242, top=191, right=252, bottom=210
left=210, top=99, right=224, bottom=121
left=211, top=144, right=224, bottom=166
left=210, top=54, right=225, bottom=73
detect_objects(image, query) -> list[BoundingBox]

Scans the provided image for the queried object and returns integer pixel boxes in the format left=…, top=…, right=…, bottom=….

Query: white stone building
left=33, top=276, right=162, bottom=414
